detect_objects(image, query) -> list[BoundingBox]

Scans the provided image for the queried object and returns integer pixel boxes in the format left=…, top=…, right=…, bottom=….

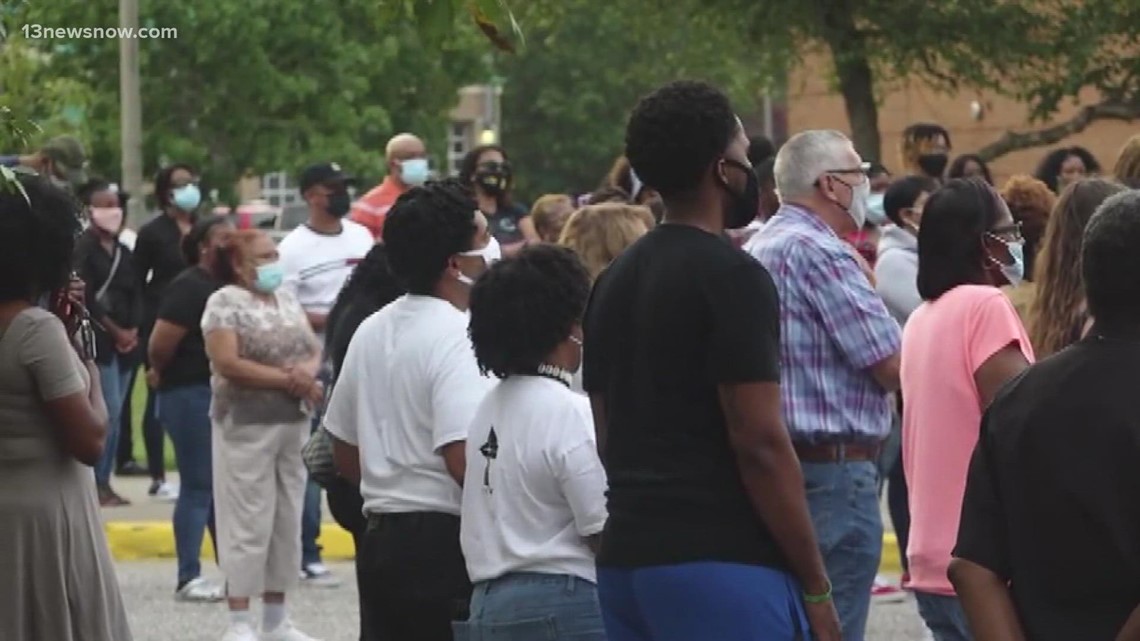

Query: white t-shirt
left=460, top=376, right=608, bottom=584
left=277, top=221, right=372, bottom=337
left=323, top=295, right=494, bottom=516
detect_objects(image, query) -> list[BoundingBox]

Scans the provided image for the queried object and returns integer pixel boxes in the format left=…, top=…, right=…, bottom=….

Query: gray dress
left=0, top=307, right=133, bottom=641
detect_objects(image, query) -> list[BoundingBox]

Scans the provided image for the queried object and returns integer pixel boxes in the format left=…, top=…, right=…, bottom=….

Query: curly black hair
left=0, top=173, right=83, bottom=302
left=181, top=216, right=231, bottom=266
left=381, top=178, right=480, bottom=295
left=154, top=163, right=197, bottom=210
left=326, top=243, right=405, bottom=376
left=1083, top=190, right=1140, bottom=326
left=747, top=135, right=776, bottom=166
left=1034, top=147, right=1101, bottom=194
left=625, top=80, right=737, bottom=199
left=468, top=244, right=591, bottom=379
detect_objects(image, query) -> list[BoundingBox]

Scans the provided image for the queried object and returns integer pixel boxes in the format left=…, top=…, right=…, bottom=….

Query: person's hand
left=116, top=328, right=139, bottom=354
left=19, top=152, right=45, bottom=171
left=67, top=274, right=85, bottom=307
left=304, top=380, right=325, bottom=408
left=804, top=599, right=842, bottom=641
left=284, top=366, right=316, bottom=398
left=145, top=368, right=161, bottom=389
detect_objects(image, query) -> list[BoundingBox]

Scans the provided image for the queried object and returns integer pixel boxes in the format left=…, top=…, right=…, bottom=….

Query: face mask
left=865, top=192, right=887, bottom=226
left=254, top=261, right=285, bottom=293
left=841, top=179, right=871, bottom=229
left=717, top=158, right=760, bottom=230
left=90, top=207, right=123, bottom=234
left=172, top=184, right=201, bottom=212
left=400, top=158, right=430, bottom=187
left=475, top=167, right=510, bottom=196
left=326, top=188, right=352, bottom=218
left=995, top=239, right=1025, bottom=286
left=456, top=236, right=502, bottom=286
left=917, top=153, right=949, bottom=178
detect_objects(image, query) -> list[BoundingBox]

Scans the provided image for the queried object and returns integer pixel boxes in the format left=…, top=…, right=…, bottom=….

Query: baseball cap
left=298, top=162, right=356, bottom=193
left=41, top=135, right=89, bottom=187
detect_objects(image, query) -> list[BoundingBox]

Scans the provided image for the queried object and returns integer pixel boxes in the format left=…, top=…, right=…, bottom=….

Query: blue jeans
left=597, top=562, right=809, bottom=641
left=159, top=384, right=217, bottom=585
left=454, top=572, right=605, bottom=641
left=914, top=592, right=972, bottom=641
left=95, top=354, right=132, bottom=487
left=803, top=460, right=883, bottom=641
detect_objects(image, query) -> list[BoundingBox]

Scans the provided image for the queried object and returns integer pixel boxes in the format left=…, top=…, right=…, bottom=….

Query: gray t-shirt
left=201, top=285, right=320, bottom=425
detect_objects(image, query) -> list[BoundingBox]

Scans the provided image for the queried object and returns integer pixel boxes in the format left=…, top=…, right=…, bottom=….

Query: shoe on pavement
left=175, top=576, right=224, bottom=603
left=299, top=562, right=341, bottom=588
left=871, top=574, right=907, bottom=604
left=220, top=622, right=258, bottom=641
left=260, top=621, right=323, bottom=641
left=117, top=460, right=149, bottom=476
left=150, top=480, right=179, bottom=502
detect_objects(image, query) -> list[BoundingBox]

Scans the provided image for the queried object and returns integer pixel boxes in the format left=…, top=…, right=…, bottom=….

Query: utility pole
left=118, top=0, right=143, bottom=225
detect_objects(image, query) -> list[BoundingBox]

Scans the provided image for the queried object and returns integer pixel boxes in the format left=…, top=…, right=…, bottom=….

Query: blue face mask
left=400, top=158, right=430, bottom=187
left=172, top=184, right=201, bottom=212
left=865, top=192, right=887, bottom=226
left=254, top=261, right=285, bottom=293
left=987, top=235, right=1025, bottom=286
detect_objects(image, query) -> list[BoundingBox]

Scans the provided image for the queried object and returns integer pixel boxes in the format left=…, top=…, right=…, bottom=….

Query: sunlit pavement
left=116, top=560, right=928, bottom=641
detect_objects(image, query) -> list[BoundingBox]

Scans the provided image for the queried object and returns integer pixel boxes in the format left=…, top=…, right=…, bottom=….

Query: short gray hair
left=773, top=130, right=855, bottom=200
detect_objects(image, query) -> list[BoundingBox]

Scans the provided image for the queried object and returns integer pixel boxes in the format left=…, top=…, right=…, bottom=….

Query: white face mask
left=847, top=180, right=871, bottom=229
left=456, top=236, right=501, bottom=286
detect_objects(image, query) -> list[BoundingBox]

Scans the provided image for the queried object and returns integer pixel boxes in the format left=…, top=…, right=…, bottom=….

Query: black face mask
left=918, top=153, right=949, bottom=178
left=717, top=159, right=760, bottom=229
left=475, top=165, right=510, bottom=196
left=327, top=189, right=351, bottom=218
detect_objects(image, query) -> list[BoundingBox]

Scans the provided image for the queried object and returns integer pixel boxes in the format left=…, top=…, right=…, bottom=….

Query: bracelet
left=803, top=580, right=832, bottom=604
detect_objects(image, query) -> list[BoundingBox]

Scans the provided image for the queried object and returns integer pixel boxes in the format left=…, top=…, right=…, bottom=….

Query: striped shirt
left=746, top=204, right=901, bottom=442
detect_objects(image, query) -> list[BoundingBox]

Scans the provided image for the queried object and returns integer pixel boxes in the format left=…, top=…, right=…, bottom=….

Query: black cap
left=298, top=162, right=355, bottom=193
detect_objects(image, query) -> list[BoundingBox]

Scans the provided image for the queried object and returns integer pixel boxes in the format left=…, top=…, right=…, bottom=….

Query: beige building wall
left=786, top=53, right=1136, bottom=185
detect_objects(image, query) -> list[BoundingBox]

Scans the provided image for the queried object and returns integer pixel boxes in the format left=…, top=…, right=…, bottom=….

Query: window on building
left=448, top=121, right=473, bottom=177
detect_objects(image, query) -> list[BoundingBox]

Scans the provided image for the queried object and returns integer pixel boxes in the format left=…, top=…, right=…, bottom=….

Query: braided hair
left=0, top=173, right=82, bottom=302
left=468, top=244, right=591, bottom=379
left=381, top=178, right=479, bottom=295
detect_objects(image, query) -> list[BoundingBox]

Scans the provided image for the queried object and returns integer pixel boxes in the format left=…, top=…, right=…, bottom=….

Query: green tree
left=0, top=35, right=95, bottom=151
left=10, top=0, right=486, bottom=202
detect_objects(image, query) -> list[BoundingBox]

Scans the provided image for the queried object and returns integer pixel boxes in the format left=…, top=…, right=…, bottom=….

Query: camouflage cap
left=41, top=135, right=89, bottom=187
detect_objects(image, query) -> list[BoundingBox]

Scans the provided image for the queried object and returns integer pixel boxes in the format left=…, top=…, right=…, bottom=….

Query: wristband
left=803, top=580, right=832, bottom=604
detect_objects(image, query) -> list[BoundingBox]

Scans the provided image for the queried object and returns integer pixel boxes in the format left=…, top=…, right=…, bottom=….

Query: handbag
left=302, top=425, right=337, bottom=489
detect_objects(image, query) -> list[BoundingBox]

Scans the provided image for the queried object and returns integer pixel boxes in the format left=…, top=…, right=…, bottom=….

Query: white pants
left=212, top=416, right=308, bottom=598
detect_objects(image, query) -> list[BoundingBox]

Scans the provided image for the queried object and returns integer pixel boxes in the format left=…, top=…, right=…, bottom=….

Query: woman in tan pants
left=202, top=230, right=324, bottom=641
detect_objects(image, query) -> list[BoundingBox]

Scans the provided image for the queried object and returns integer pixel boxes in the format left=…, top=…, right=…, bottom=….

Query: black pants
left=326, top=478, right=376, bottom=641
left=360, top=511, right=471, bottom=641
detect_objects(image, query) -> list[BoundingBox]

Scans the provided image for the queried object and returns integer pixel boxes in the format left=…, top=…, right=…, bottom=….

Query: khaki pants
left=212, top=416, right=308, bottom=598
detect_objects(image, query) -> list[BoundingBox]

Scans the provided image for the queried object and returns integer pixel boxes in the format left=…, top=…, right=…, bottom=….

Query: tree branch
left=977, top=99, right=1140, bottom=161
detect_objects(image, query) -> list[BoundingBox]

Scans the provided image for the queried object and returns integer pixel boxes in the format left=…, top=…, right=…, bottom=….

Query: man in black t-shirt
left=951, top=190, right=1140, bottom=641
left=582, top=80, right=839, bottom=641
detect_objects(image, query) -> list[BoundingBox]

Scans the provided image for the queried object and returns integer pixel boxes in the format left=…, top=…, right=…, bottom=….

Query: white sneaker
left=154, top=481, right=179, bottom=502
left=176, top=576, right=224, bottom=603
left=299, top=562, right=341, bottom=588
left=221, top=621, right=258, bottom=641
left=261, top=621, right=323, bottom=641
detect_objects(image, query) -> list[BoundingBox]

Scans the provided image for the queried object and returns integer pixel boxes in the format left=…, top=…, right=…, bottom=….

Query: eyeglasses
left=988, top=222, right=1024, bottom=243
left=820, top=162, right=871, bottom=183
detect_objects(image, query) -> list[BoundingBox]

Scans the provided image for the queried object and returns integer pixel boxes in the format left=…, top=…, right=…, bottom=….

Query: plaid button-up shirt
left=746, top=204, right=901, bottom=443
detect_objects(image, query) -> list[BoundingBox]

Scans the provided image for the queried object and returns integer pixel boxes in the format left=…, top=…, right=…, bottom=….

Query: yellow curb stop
left=106, top=521, right=904, bottom=573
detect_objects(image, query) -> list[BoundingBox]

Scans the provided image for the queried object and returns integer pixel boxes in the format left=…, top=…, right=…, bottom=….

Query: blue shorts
left=598, top=562, right=810, bottom=641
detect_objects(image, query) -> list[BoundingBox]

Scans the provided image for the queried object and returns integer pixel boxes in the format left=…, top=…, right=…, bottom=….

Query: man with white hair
left=350, top=133, right=429, bottom=239
left=745, top=130, right=903, bottom=641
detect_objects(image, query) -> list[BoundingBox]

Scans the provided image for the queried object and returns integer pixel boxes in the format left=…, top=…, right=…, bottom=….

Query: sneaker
left=175, top=576, right=224, bottom=603
left=221, top=622, right=258, bottom=641
left=299, top=562, right=341, bottom=588
left=117, top=460, right=148, bottom=476
left=871, top=574, right=907, bottom=604
left=260, top=620, right=323, bottom=641
left=150, top=480, right=179, bottom=502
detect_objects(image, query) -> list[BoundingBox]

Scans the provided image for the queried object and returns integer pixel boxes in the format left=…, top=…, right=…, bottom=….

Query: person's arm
left=518, top=215, right=541, bottom=244
left=126, top=249, right=144, bottom=331
left=951, top=410, right=1025, bottom=641
left=1116, top=606, right=1140, bottom=641
left=22, top=314, right=108, bottom=466
left=588, top=395, right=608, bottom=463
left=133, top=225, right=155, bottom=297
left=201, top=290, right=294, bottom=390
left=330, top=433, right=361, bottom=485
left=804, top=248, right=903, bottom=392
left=430, top=329, right=494, bottom=486
left=968, top=292, right=1033, bottom=408
left=323, top=327, right=365, bottom=481
left=148, top=320, right=188, bottom=375
left=305, top=312, right=328, bottom=332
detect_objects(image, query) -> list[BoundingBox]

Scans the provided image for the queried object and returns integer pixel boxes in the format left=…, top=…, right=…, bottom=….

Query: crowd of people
left=1, top=77, right=1140, bottom=641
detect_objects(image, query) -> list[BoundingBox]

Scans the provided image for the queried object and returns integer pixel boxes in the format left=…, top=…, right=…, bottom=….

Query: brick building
left=784, top=54, right=1136, bottom=184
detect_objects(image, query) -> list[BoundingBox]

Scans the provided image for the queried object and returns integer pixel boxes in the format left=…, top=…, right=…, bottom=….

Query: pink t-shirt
left=900, top=284, right=1034, bottom=595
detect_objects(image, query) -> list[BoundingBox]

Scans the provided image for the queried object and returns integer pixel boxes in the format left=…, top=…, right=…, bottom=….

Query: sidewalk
left=101, top=474, right=903, bottom=572
left=101, top=473, right=355, bottom=561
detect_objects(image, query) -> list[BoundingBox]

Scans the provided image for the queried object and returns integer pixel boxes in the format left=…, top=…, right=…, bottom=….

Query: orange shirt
left=350, top=176, right=405, bottom=240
